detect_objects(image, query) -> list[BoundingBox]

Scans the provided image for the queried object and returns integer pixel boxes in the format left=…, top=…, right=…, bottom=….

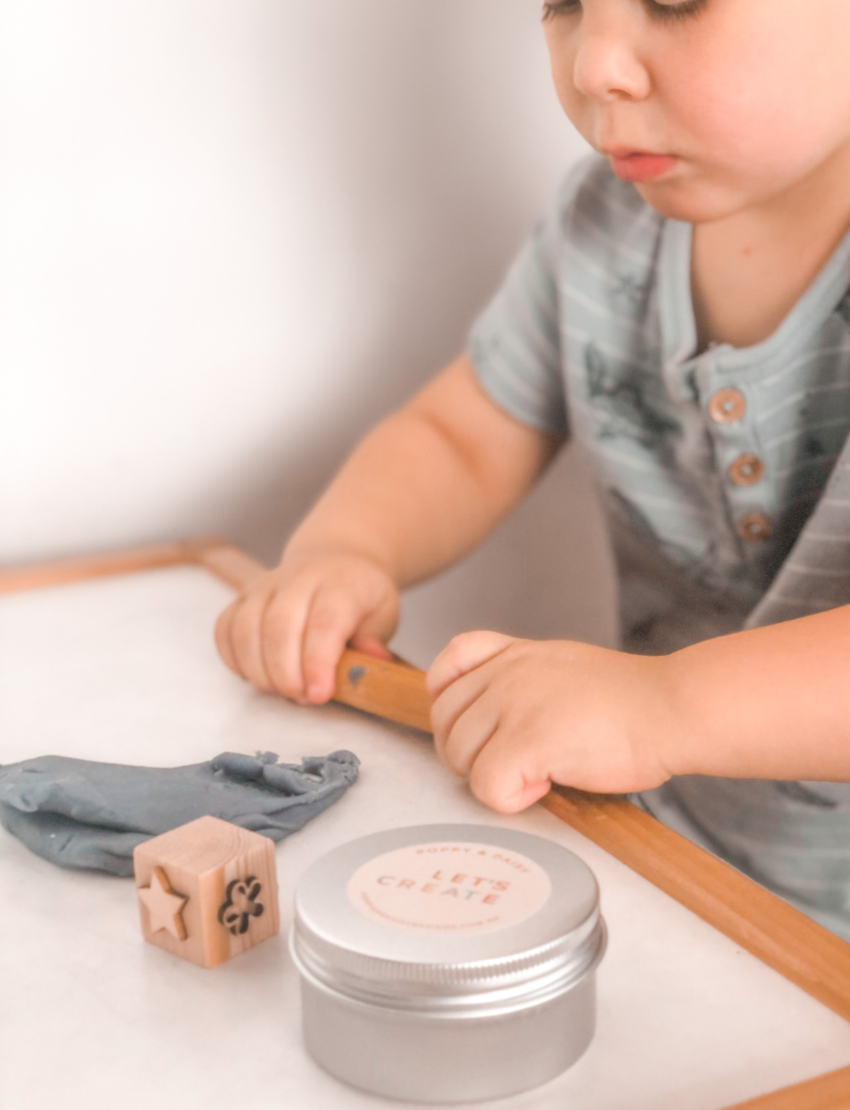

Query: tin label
left=347, top=841, right=552, bottom=934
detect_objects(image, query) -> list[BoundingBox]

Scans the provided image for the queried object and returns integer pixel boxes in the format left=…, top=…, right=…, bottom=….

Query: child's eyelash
left=645, top=0, right=708, bottom=23
left=543, top=0, right=707, bottom=24
left=541, top=0, right=581, bottom=20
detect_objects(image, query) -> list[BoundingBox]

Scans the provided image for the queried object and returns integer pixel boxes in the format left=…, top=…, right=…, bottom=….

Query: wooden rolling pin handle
left=196, top=541, right=433, bottom=732
left=334, top=651, right=432, bottom=732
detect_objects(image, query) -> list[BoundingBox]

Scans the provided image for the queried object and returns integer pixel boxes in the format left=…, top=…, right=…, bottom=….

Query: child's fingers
left=468, top=737, right=551, bottom=814
left=350, top=632, right=393, bottom=660
left=427, top=631, right=517, bottom=700
left=258, top=586, right=317, bottom=702
left=431, top=665, right=495, bottom=767
left=300, top=589, right=376, bottom=703
left=215, top=594, right=268, bottom=686
left=227, top=588, right=278, bottom=693
left=214, top=600, right=242, bottom=676
left=300, top=583, right=398, bottom=703
left=436, top=688, right=501, bottom=777
left=348, top=602, right=398, bottom=660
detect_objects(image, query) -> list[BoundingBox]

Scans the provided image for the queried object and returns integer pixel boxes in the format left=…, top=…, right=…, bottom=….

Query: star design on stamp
left=217, top=876, right=264, bottom=936
left=138, top=866, right=189, bottom=941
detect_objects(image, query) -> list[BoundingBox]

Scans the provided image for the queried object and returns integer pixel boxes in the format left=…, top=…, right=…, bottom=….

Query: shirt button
left=737, top=512, right=772, bottom=543
left=708, top=388, right=746, bottom=424
left=728, top=453, right=764, bottom=486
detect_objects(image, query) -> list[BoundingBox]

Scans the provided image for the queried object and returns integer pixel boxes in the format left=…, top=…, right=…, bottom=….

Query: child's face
left=543, top=0, right=850, bottom=223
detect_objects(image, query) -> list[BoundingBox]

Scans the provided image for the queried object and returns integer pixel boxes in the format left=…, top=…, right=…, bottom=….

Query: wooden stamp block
left=133, top=815, right=280, bottom=968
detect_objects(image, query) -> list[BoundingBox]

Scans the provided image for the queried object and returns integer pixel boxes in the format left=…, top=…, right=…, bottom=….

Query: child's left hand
left=427, top=632, right=679, bottom=813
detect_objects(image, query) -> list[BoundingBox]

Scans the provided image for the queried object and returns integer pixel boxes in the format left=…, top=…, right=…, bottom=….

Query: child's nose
left=572, top=23, right=651, bottom=102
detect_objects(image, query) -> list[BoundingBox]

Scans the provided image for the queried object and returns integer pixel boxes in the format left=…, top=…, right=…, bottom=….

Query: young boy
left=216, top=0, right=850, bottom=937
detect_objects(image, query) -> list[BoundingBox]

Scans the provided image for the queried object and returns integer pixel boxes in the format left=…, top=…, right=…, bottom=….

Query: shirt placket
left=693, top=354, right=774, bottom=559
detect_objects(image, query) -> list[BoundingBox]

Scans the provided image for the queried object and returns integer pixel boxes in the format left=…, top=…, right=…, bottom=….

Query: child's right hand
left=213, top=355, right=559, bottom=709
left=214, top=550, right=398, bottom=705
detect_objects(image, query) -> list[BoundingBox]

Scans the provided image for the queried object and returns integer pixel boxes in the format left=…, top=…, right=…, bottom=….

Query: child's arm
left=215, top=354, right=561, bottom=703
left=427, top=608, right=850, bottom=813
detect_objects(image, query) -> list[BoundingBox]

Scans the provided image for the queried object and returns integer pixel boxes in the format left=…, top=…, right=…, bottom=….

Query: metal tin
left=291, top=824, right=606, bottom=1103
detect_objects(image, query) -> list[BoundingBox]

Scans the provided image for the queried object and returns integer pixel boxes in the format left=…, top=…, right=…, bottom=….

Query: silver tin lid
left=291, top=824, right=606, bottom=1017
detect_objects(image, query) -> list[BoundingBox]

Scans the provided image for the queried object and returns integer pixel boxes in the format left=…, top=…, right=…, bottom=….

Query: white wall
left=0, top=0, right=616, bottom=664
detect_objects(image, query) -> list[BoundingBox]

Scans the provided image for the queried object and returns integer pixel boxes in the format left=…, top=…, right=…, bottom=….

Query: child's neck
left=690, top=142, right=850, bottom=353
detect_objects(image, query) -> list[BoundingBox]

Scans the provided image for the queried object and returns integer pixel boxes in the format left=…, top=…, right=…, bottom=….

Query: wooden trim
left=195, top=541, right=268, bottom=592
left=3, top=539, right=849, bottom=1109
left=723, top=1065, right=850, bottom=1110
left=540, top=788, right=850, bottom=1024
left=0, top=539, right=217, bottom=595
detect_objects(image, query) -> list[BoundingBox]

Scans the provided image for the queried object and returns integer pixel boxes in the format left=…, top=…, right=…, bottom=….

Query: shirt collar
left=658, top=214, right=850, bottom=374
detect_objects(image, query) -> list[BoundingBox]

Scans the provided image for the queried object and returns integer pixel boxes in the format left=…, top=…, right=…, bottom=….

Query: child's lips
left=606, top=150, right=678, bottom=183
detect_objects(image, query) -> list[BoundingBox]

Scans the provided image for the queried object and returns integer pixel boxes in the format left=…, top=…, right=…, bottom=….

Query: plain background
left=0, top=0, right=616, bottom=665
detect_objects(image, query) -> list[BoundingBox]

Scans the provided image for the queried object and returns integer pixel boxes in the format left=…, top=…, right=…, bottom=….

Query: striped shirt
left=469, top=154, right=850, bottom=938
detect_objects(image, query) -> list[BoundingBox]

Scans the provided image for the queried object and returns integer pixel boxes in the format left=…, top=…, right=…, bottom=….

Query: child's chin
left=634, top=180, right=736, bottom=225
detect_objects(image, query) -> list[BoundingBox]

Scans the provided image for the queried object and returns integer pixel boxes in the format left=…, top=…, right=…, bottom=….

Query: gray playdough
left=0, top=749, right=359, bottom=876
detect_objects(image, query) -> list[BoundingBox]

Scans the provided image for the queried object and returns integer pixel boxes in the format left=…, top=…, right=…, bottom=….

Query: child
left=216, top=0, right=850, bottom=937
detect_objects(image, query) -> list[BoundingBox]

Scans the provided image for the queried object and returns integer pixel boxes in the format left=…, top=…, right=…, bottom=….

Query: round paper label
left=347, top=841, right=552, bottom=935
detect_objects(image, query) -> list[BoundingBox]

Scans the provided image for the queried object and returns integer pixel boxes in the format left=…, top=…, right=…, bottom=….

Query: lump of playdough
left=0, top=749, right=359, bottom=877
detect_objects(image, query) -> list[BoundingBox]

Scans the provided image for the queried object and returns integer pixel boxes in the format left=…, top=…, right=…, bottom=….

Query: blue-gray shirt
left=469, top=154, right=850, bottom=937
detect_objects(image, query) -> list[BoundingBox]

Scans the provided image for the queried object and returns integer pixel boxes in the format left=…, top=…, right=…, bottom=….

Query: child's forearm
left=664, top=606, right=850, bottom=782
left=285, top=355, right=561, bottom=586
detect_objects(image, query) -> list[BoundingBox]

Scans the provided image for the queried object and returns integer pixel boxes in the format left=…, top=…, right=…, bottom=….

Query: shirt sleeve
left=468, top=172, right=577, bottom=438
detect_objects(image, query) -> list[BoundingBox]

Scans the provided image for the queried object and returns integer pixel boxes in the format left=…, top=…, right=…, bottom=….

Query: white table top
left=2, top=564, right=849, bottom=1110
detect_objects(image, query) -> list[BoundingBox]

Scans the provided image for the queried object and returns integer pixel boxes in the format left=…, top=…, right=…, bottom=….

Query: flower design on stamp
left=217, top=876, right=265, bottom=935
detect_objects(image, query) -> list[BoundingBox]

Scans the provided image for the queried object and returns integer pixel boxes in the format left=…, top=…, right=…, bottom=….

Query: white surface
left=0, top=0, right=614, bottom=663
left=1, top=565, right=849, bottom=1110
